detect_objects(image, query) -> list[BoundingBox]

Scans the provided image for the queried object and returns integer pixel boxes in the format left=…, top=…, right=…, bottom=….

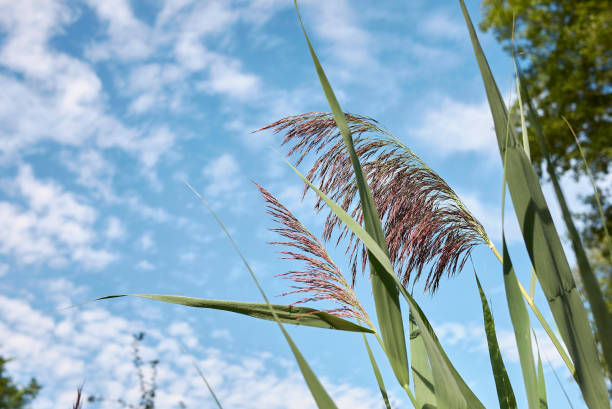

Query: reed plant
left=101, top=1, right=611, bottom=408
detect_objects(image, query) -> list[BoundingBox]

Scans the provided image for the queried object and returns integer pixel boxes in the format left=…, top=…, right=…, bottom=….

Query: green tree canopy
left=0, top=356, right=40, bottom=409
left=480, top=0, right=612, bottom=178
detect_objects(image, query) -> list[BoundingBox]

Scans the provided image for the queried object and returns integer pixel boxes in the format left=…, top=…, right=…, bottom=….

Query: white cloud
left=138, top=126, right=177, bottom=168
left=211, top=329, right=232, bottom=342
left=139, top=232, right=155, bottom=251
left=197, top=53, right=261, bottom=100
left=0, top=262, right=8, bottom=277
left=137, top=260, right=155, bottom=270
left=0, top=164, right=115, bottom=269
left=415, top=97, right=498, bottom=158
left=203, top=153, right=242, bottom=198
left=306, top=0, right=372, bottom=67
left=105, top=216, right=125, bottom=240
left=0, top=288, right=388, bottom=409
left=84, top=0, right=153, bottom=61
left=62, top=149, right=116, bottom=201
left=419, top=11, right=466, bottom=41
left=179, top=251, right=196, bottom=262
left=0, top=0, right=175, bottom=167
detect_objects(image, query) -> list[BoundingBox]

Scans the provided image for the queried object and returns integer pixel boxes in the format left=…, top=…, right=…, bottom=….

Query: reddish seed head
left=255, top=182, right=369, bottom=321
left=257, top=112, right=488, bottom=292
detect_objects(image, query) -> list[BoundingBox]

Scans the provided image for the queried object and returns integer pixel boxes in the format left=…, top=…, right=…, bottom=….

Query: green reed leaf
left=561, top=115, right=612, bottom=260
left=500, top=89, right=538, bottom=409
left=409, top=310, right=437, bottom=409
left=283, top=158, right=485, bottom=409
left=475, top=273, right=517, bottom=409
left=293, top=0, right=410, bottom=390
left=533, top=334, right=548, bottom=409
left=517, top=62, right=612, bottom=381
left=98, top=295, right=373, bottom=333
left=459, top=2, right=609, bottom=407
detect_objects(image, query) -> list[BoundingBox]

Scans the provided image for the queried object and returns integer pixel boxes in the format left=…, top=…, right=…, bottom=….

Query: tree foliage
left=480, top=0, right=612, bottom=178
left=0, top=356, right=40, bottom=409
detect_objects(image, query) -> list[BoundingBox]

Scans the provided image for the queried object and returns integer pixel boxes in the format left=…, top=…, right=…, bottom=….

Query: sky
left=0, top=0, right=603, bottom=408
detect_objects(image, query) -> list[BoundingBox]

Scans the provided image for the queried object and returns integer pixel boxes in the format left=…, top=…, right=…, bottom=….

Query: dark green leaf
left=475, top=273, right=517, bottom=409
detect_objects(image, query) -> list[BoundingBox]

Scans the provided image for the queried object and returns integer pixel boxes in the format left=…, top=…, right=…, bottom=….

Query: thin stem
left=403, top=384, right=418, bottom=409
left=370, top=327, right=416, bottom=407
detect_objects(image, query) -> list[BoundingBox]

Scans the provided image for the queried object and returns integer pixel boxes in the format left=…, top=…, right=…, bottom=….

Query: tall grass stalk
left=96, top=2, right=610, bottom=408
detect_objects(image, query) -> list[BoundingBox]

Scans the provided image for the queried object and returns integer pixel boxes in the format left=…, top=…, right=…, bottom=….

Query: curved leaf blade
left=475, top=273, right=517, bottom=409
left=410, top=310, right=437, bottom=409
left=293, top=0, right=410, bottom=390
left=98, top=295, right=373, bottom=333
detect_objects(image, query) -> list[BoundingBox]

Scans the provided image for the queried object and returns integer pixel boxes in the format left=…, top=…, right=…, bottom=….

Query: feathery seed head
left=255, top=182, right=370, bottom=322
left=257, top=112, right=488, bottom=292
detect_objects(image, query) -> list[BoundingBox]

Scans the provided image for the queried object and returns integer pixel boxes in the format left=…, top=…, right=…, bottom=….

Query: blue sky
left=0, top=0, right=601, bottom=408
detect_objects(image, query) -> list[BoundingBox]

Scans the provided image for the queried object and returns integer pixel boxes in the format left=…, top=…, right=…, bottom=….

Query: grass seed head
left=255, top=182, right=369, bottom=322
left=257, top=112, right=488, bottom=292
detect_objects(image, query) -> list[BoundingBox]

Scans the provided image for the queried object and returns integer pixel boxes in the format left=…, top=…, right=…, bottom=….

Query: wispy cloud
left=0, top=165, right=116, bottom=269
left=0, top=284, right=390, bottom=409
left=414, top=96, right=498, bottom=159
left=203, top=153, right=243, bottom=200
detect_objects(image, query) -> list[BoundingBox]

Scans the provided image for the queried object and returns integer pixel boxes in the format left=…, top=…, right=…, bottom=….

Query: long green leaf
left=283, top=158, right=485, bottom=409
left=475, top=273, right=517, bottom=409
left=459, top=2, right=609, bottom=407
left=185, top=184, right=338, bottom=409
left=533, top=334, right=548, bottom=409
left=500, top=108, right=538, bottom=409
left=98, top=295, right=373, bottom=333
left=293, top=0, right=410, bottom=390
left=362, top=333, right=392, bottom=409
left=501, top=245, right=538, bottom=409
left=409, top=310, right=437, bottom=409
left=517, top=62, right=612, bottom=381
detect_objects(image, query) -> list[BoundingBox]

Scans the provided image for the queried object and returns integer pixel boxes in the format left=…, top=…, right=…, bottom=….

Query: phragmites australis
left=255, top=182, right=371, bottom=325
left=256, top=112, right=490, bottom=292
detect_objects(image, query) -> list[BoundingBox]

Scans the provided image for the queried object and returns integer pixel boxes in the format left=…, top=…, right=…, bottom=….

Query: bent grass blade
left=362, top=333, right=393, bottom=409
left=98, top=295, right=373, bottom=333
left=475, top=272, right=517, bottom=409
left=293, top=0, right=410, bottom=391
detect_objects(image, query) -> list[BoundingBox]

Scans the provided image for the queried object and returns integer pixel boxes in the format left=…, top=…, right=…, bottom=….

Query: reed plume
left=255, top=182, right=371, bottom=325
left=257, top=112, right=489, bottom=292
